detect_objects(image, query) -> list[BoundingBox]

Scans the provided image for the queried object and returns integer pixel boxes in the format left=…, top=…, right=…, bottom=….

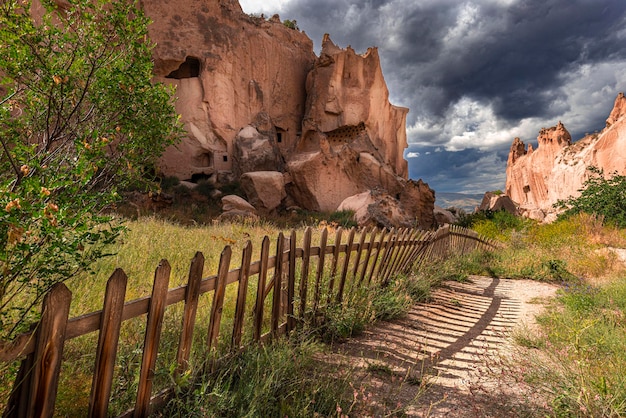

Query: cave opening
left=166, top=56, right=201, bottom=79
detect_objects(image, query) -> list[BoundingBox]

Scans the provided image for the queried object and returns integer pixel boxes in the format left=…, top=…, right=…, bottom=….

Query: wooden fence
left=0, top=224, right=498, bottom=417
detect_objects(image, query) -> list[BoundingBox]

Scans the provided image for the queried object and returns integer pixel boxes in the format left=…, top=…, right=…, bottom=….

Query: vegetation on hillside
left=556, top=166, right=626, bottom=227
left=0, top=0, right=181, bottom=339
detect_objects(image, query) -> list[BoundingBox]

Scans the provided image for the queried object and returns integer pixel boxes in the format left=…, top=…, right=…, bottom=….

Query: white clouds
left=406, top=57, right=626, bottom=153
left=406, top=152, right=421, bottom=158
left=239, top=0, right=292, bottom=14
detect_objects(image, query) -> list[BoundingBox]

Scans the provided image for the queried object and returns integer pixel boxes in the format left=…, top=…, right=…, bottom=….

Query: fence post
left=326, top=227, right=343, bottom=303
left=134, top=260, right=171, bottom=418
left=89, top=269, right=128, bottom=418
left=286, top=230, right=297, bottom=333
left=175, top=253, right=204, bottom=375
left=232, top=243, right=252, bottom=350
left=253, top=237, right=271, bottom=341
left=298, top=227, right=312, bottom=321
left=5, top=283, right=72, bottom=418
left=351, top=226, right=370, bottom=280
left=313, top=228, right=328, bottom=317
left=271, top=233, right=285, bottom=336
left=367, top=228, right=388, bottom=285
left=336, top=228, right=355, bottom=303
left=359, top=227, right=379, bottom=285
left=207, top=247, right=232, bottom=352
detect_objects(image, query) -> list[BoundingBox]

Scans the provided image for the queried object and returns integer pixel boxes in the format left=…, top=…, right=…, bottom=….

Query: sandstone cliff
left=505, top=92, right=626, bottom=221
left=140, top=0, right=435, bottom=227
left=142, top=0, right=316, bottom=181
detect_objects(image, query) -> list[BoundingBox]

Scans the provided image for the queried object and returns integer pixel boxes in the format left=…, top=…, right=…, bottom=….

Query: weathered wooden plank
left=351, top=226, right=370, bottom=279
left=313, top=228, right=328, bottom=315
left=175, top=253, right=204, bottom=375
left=298, top=227, right=312, bottom=320
left=378, top=228, right=397, bottom=283
left=271, top=233, right=285, bottom=336
left=398, top=229, right=422, bottom=274
left=367, top=228, right=388, bottom=285
left=89, top=269, right=128, bottom=418
left=134, top=260, right=171, bottom=418
left=207, top=247, right=232, bottom=352
left=253, top=236, right=271, bottom=341
left=336, top=228, right=356, bottom=303
left=388, top=228, right=410, bottom=279
left=326, top=228, right=343, bottom=303
left=232, top=242, right=252, bottom=350
left=286, top=230, right=297, bottom=333
left=358, top=227, right=378, bottom=285
left=12, top=283, right=71, bottom=418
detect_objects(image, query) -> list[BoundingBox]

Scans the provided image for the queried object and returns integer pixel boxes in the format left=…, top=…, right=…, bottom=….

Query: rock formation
left=139, top=0, right=435, bottom=227
left=477, top=192, right=518, bottom=215
left=505, top=93, right=626, bottom=221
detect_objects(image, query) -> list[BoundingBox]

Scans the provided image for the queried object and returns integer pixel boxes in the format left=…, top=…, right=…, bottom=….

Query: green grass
left=511, top=278, right=626, bottom=417
left=156, top=337, right=354, bottom=417
left=2, top=214, right=453, bottom=415
left=472, top=212, right=626, bottom=417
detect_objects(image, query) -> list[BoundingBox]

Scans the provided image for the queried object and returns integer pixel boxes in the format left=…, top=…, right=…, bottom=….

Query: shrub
left=556, top=166, right=626, bottom=227
left=0, top=0, right=181, bottom=339
left=283, top=19, right=299, bottom=30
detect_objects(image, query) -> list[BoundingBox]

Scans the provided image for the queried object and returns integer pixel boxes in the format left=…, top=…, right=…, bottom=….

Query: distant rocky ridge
left=505, top=92, right=626, bottom=221
left=139, top=0, right=435, bottom=228
left=435, top=192, right=484, bottom=213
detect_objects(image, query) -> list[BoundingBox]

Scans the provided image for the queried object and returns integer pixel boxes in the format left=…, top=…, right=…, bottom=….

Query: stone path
left=329, top=276, right=558, bottom=417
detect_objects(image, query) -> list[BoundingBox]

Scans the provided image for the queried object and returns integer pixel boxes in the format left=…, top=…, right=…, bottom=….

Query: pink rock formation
left=138, top=0, right=434, bottom=225
left=142, top=0, right=316, bottom=181
left=28, top=0, right=436, bottom=226
left=506, top=93, right=626, bottom=220
left=297, top=35, right=409, bottom=178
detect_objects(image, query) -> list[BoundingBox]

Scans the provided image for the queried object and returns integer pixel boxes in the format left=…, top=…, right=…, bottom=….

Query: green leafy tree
left=555, top=167, right=626, bottom=227
left=0, top=0, right=181, bottom=339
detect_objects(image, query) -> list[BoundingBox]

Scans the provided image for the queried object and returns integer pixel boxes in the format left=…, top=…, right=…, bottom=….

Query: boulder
left=338, top=190, right=425, bottom=229
left=337, top=191, right=375, bottom=226
left=221, top=195, right=257, bottom=213
left=434, top=205, right=457, bottom=225
left=478, top=192, right=518, bottom=215
left=219, top=195, right=258, bottom=222
left=233, top=125, right=283, bottom=177
left=240, top=171, right=286, bottom=214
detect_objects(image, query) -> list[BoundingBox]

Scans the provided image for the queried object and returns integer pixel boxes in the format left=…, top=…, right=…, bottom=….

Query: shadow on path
left=327, top=276, right=557, bottom=417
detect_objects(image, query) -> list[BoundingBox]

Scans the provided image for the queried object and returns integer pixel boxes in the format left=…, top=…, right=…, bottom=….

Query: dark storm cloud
left=245, top=0, right=626, bottom=192
left=281, top=0, right=626, bottom=134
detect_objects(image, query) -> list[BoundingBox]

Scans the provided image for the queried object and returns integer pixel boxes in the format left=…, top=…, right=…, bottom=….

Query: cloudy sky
left=240, top=0, right=626, bottom=194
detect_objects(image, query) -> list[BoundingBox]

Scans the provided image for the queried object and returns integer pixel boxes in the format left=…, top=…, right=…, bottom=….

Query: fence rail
left=0, top=224, right=498, bottom=417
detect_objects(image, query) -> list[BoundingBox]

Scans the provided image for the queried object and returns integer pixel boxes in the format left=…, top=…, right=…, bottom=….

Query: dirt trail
left=329, top=276, right=558, bottom=417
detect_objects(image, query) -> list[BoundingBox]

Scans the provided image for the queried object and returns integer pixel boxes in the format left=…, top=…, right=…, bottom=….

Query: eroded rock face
left=505, top=93, right=626, bottom=220
left=143, top=0, right=315, bottom=182
left=140, top=0, right=434, bottom=226
left=297, top=35, right=409, bottom=179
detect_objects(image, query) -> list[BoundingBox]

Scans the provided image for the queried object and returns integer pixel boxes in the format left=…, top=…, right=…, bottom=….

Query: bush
left=283, top=19, right=299, bottom=30
left=0, top=0, right=181, bottom=339
left=556, top=166, right=626, bottom=227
